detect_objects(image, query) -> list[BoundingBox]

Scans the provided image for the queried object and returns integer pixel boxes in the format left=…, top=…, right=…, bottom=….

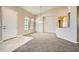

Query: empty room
left=0, top=6, right=79, bottom=52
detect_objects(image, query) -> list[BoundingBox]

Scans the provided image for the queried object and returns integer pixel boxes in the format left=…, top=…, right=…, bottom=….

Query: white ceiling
left=21, top=6, right=58, bottom=15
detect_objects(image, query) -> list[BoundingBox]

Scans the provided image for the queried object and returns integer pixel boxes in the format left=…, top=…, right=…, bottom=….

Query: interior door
left=0, top=7, right=2, bottom=41
left=44, top=16, right=56, bottom=33
left=2, top=7, right=17, bottom=40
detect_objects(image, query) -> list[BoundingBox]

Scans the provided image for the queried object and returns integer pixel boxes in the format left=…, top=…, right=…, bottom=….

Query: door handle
left=2, top=26, right=6, bottom=29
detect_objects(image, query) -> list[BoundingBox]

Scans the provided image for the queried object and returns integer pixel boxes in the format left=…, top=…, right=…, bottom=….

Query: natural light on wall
left=30, top=18, right=34, bottom=30
left=24, top=16, right=30, bottom=31
left=63, top=16, right=68, bottom=27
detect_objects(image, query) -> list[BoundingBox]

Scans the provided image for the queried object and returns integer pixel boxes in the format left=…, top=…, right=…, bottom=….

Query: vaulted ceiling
left=21, top=6, right=58, bottom=15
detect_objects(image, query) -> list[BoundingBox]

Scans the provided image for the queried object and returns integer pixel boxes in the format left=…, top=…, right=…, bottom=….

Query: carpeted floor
left=13, top=33, right=79, bottom=52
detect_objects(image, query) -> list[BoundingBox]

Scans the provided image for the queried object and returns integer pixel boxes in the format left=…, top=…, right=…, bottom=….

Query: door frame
left=2, top=7, right=18, bottom=41
left=0, top=6, right=2, bottom=41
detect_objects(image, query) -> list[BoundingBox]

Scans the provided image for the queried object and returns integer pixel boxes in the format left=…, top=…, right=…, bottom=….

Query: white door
left=2, top=7, right=17, bottom=40
left=44, top=16, right=56, bottom=33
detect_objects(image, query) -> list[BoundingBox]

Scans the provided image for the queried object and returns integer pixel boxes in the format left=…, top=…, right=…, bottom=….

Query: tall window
left=24, top=16, right=30, bottom=31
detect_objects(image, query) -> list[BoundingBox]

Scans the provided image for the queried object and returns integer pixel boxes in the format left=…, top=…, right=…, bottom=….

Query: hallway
left=0, top=6, right=78, bottom=52
left=14, top=33, right=79, bottom=52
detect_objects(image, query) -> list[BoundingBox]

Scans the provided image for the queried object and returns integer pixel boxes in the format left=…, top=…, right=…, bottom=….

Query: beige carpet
left=13, top=33, right=79, bottom=52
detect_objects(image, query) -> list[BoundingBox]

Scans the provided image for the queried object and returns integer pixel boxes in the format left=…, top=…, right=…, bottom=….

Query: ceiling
left=21, top=6, right=58, bottom=15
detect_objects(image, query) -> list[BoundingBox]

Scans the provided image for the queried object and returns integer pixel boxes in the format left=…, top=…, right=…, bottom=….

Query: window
left=24, top=16, right=30, bottom=31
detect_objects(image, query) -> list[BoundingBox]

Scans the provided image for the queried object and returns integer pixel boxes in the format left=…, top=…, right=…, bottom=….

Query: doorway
left=43, top=16, right=56, bottom=33
left=2, top=7, right=18, bottom=41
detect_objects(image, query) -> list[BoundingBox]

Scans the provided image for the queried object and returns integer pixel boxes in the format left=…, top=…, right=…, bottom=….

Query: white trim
left=0, top=36, right=33, bottom=52
left=57, top=36, right=78, bottom=44
left=0, top=40, right=4, bottom=43
left=76, top=42, right=79, bottom=44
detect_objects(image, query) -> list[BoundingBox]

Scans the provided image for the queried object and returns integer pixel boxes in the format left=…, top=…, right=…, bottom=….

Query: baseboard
left=3, top=37, right=17, bottom=42
left=16, top=35, right=23, bottom=37
left=24, top=32, right=35, bottom=36
left=57, top=36, right=78, bottom=44
left=76, top=42, right=79, bottom=44
left=60, top=38, right=78, bottom=44
left=64, top=39, right=78, bottom=44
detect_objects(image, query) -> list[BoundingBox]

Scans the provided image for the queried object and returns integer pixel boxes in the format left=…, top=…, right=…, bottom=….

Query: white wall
left=36, top=6, right=77, bottom=43
left=36, top=10, right=57, bottom=33
left=44, top=16, right=56, bottom=33
left=56, top=7, right=77, bottom=43
left=36, top=17, right=43, bottom=32
left=36, top=7, right=68, bottom=33
left=36, top=16, right=56, bottom=33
